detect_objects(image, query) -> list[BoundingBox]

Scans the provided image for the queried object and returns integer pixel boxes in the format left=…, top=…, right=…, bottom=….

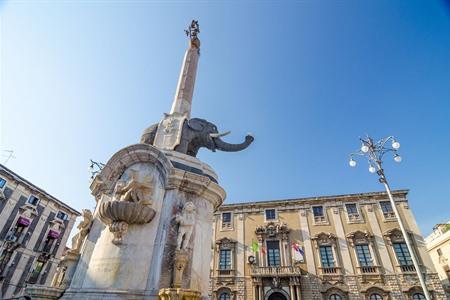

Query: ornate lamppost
left=349, top=136, right=431, bottom=300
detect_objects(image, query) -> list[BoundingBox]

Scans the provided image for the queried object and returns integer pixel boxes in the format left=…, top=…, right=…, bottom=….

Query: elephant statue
left=141, top=118, right=254, bottom=157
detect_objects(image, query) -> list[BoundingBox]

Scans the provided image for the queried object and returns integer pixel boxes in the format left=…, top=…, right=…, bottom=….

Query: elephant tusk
left=210, top=131, right=231, bottom=138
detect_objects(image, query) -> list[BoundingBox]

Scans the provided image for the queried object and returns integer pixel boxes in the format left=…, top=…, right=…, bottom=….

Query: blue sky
left=1, top=1, right=450, bottom=235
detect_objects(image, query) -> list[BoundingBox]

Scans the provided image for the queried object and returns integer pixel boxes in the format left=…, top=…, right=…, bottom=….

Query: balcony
left=251, top=266, right=302, bottom=277
left=400, top=265, right=416, bottom=273
left=319, top=266, right=343, bottom=282
left=215, top=269, right=235, bottom=277
left=383, top=211, right=396, bottom=220
left=358, top=266, right=379, bottom=274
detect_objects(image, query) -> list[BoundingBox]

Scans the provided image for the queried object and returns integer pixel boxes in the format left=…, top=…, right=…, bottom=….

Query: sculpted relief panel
left=98, top=163, right=161, bottom=244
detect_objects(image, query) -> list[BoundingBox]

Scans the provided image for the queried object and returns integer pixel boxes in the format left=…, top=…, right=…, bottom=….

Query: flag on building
left=292, top=241, right=305, bottom=262
left=251, top=240, right=259, bottom=253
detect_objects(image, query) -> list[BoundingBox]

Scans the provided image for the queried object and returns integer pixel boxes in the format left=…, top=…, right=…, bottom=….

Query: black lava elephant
left=140, top=118, right=254, bottom=157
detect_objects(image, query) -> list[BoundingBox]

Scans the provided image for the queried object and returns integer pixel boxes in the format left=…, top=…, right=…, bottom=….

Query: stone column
left=331, top=206, right=354, bottom=274
left=298, top=209, right=316, bottom=274
left=365, top=203, right=394, bottom=273
left=296, top=285, right=302, bottom=300
left=236, top=213, right=245, bottom=277
left=289, top=284, right=295, bottom=299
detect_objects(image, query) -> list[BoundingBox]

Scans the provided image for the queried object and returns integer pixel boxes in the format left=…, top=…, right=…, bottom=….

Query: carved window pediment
left=49, top=219, right=65, bottom=232
left=383, top=228, right=407, bottom=244
left=19, top=204, right=38, bottom=219
left=216, top=237, right=236, bottom=251
left=255, top=222, right=290, bottom=240
left=346, top=230, right=373, bottom=246
left=312, top=232, right=337, bottom=247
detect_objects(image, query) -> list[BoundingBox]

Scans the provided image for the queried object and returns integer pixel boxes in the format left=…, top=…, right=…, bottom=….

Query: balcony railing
left=251, top=266, right=302, bottom=277
left=320, top=266, right=340, bottom=274
left=216, top=269, right=235, bottom=276
left=383, top=211, right=396, bottom=220
left=400, top=265, right=416, bottom=273
left=358, top=266, right=380, bottom=274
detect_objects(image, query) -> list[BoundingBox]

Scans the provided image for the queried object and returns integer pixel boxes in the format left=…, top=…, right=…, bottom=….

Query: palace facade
left=0, top=164, right=80, bottom=299
left=425, top=221, right=450, bottom=298
left=210, top=190, right=447, bottom=300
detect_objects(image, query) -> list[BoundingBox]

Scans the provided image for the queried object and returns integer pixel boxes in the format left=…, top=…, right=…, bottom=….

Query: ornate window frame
left=38, top=217, right=65, bottom=254
left=312, top=232, right=340, bottom=274
left=215, top=237, right=237, bottom=276
left=364, top=287, right=390, bottom=300
left=5, top=201, right=39, bottom=245
left=215, top=287, right=235, bottom=300
left=346, top=230, right=379, bottom=274
left=383, top=228, right=419, bottom=273
left=323, top=287, right=348, bottom=300
left=255, top=222, right=290, bottom=267
left=405, top=286, right=430, bottom=300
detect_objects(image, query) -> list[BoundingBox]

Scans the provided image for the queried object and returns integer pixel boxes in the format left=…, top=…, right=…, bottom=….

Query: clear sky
left=1, top=1, right=450, bottom=236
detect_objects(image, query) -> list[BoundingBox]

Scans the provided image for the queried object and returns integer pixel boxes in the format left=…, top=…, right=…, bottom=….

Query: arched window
left=369, top=294, right=383, bottom=300
left=329, top=295, right=342, bottom=300
left=219, top=293, right=230, bottom=300
left=412, top=294, right=425, bottom=300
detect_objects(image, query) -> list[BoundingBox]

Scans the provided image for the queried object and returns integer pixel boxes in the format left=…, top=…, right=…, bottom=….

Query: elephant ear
left=187, top=118, right=206, bottom=132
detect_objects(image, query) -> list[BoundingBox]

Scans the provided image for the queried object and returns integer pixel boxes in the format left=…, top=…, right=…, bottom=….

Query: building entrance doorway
left=267, top=292, right=288, bottom=300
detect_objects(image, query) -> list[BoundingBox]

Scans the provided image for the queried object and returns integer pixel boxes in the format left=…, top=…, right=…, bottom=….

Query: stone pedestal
left=61, top=144, right=225, bottom=300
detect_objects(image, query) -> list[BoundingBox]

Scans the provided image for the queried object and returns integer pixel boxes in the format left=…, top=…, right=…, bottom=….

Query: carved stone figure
left=175, top=201, right=195, bottom=250
left=113, top=169, right=152, bottom=206
left=51, top=264, right=67, bottom=287
left=141, top=118, right=254, bottom=157
left=71, top=209, right=93, bottom=253
left=99, top=167, right=156, bottom=244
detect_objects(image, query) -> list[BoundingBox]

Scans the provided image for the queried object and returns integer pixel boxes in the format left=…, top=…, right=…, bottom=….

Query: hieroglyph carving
left=70, top=209, right=93, bottom=254
left=176, top=201, right=195, bottom=250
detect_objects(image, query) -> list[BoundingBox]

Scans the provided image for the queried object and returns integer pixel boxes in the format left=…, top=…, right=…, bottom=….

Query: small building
left=211, top=190, right=446, bottom=300
left=425, top=221, right=450, bottom=298
left=0, top=164, right=80, bottom=299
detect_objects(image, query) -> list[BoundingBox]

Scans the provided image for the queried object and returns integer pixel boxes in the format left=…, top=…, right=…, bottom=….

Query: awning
left=48, top=230, right=60, bottom=238
left=18, top=216, right=31, bottom=226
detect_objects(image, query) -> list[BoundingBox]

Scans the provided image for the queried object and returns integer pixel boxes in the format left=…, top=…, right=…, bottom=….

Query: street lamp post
left=349, top=136, right=431, bottom=300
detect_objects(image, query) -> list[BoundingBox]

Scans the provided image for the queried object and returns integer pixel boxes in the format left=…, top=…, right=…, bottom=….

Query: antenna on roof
left=2, top=150, right=16, bottom=165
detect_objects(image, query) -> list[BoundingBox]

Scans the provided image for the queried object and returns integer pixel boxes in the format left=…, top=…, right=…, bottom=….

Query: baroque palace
left=0, top=164, right=80, bottom=299
left=210, top=190, right=447, bottom=300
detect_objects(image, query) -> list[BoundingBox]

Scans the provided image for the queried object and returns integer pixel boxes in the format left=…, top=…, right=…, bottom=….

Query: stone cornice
left=216, top=190, right=409, bottom=213
left=167, top=168, right=226, bottom=210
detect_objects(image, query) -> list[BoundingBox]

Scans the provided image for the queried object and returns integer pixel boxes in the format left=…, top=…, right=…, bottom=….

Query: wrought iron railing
left=400, top=265, right=416, bottom=272
left=251, top=266, right=301, bottom=276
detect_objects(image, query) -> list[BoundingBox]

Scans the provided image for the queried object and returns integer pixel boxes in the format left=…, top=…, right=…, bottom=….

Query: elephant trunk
left=213, top=134, right=254, bottom=152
